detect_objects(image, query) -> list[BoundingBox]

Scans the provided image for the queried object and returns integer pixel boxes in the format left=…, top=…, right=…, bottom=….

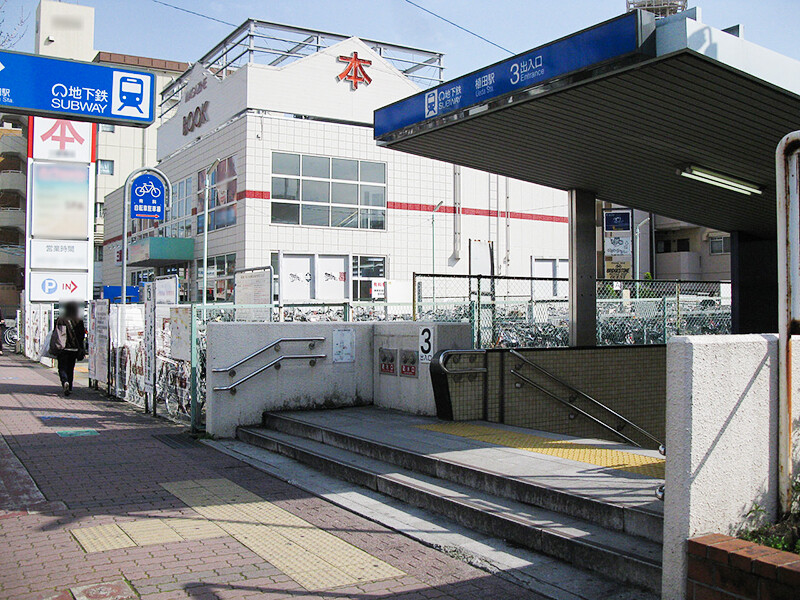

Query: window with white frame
left=196, top=156, right=238, bottom=234
left=164, top=176, right=194, bottom=238
left=97, top=159, right=114, bottom=175
left=196, top=253, right=236, bottom=302
left=352, top=256, right=386, bottom=300
left=709, top=235, right=731, bottom=255
left=270, top=152, right=386, bottom=230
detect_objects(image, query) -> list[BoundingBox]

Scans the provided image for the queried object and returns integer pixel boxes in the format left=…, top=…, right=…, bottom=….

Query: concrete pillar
left=663, top=334, right=779, bottom=600
left=731, top=232, right=778, bottom=334
left=568, top=189, right=597, bottom=346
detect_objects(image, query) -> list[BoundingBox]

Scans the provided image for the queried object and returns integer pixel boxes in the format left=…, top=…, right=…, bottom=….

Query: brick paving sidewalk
left=0, top=354, right=542, bottom=600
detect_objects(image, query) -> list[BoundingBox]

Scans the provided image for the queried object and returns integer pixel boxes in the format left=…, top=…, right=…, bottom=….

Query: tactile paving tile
left=70, top=524, right=136, bottom=553
left=162, top=517, right=227, bottom=540
left=161, top=478, right=405, bottom=590
left=418, top=422, right=666, bottom=479
left=119, top=519, right=184, bottom=546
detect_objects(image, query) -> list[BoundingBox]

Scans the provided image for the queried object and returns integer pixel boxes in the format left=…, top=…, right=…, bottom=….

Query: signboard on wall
left=30, top=162, right=91, bottom=240
left=29, top=271, right=88, bottom=302
left=26, top=116, right=94, bottom=303
left=155, top=275, right=179, bottom=304
left=279, top=253, right=351, bottom=302
left=604, top=210, right=632, bottom=232
left=469, top=240, right=494, bottom=276
left=374, top=11, right=645, bottom=137
left=605, top=259, right=632, bottom=280
left=234, top=268, right=272, bottom=305
left=0, top=49, right=155, bottom=126
left=281, top=254, right=314, bottom=301
left=371, top=279, right=386, bottom=300
left=170, top=306, right=191, bottom=361
left=130, top=173, right=165, bottom=219
left=88, top=299, right=109, bottom=382
left=603, top=208, right=633, bottom=280
left=143, top=283, right=155, bottom=394
left=316, top=255, right=349, bottom=300
left=32, top=118, right=94, bottom=162
left=29, top=239, right=90, bottom=270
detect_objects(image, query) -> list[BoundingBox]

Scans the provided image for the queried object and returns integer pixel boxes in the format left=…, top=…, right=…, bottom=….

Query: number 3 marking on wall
left=419, top=326, right=435, bottom=363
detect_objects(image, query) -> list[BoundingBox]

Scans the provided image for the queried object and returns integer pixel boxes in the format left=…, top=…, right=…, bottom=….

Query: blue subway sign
left=0, top=49, right=155, bottom=127
left=375, top=11, right=651, bottom=139
left=131, top=173, right=165, bottom=219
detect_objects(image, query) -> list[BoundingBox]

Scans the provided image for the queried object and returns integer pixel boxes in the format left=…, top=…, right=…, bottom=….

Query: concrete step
left=238, top=426, right=662, bottom=593
left=261, top=411, right=663, bottom=543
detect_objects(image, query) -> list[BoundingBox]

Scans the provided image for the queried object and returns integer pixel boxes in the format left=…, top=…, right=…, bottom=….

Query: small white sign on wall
left=333, top=329, right=355, bottom=363
left=419, top=325, right=436, bottom=363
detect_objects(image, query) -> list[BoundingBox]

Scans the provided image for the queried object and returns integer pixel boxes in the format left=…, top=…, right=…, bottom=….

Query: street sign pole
left=202, top=158, right=221, bottom=309
left=116, top=166, right=171, bottom=399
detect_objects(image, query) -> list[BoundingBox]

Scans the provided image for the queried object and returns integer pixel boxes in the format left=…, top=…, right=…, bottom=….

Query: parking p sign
left=130, top=173, right=165, bottom=219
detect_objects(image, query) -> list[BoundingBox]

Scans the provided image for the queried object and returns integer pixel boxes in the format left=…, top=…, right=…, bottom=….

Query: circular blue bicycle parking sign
left=130, top=173, right=165, bottom=220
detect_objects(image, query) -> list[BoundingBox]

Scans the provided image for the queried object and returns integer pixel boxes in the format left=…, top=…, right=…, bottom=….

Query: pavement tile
left=70, top=579, right=137, bottom=600
left=0, top=353, right=558, bottom=600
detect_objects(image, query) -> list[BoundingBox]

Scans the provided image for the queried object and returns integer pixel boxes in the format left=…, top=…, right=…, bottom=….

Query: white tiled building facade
left=103, top=24, right=571, bottom=302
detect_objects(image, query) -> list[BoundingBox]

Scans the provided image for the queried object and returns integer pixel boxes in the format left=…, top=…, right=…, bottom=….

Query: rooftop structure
left=626, top=0, right=688, bottom=18
left=160, top=20, right=445, bottom=119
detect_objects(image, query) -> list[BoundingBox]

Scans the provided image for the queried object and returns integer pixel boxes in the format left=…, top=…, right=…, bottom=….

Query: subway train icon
left=118, top=77, right=144, bottom=113
left=111, top=71, right=152, bottom=119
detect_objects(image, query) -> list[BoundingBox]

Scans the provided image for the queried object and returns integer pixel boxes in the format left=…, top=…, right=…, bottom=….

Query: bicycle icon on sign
left=134, top=181, right=162, bottom=198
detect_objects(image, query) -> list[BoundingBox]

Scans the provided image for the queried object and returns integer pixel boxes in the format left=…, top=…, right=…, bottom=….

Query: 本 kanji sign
left=0, top=49, right=155, bottom=127
left=337, top=52, right=372, bottom=90
left=32, top=117, right=93, bottom=162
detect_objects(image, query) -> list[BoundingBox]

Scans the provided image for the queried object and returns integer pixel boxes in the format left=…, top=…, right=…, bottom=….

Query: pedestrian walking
left=51, top=302, right=85, bottom=396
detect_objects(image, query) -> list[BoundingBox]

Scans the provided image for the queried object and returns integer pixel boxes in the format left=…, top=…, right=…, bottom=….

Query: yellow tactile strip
left=418, top=422, right=665, bottom=479
left=160, top=478, right=405, bottom=590
left=71, top=523, right=138, bottom=553
left=70, top=517, right=227, bottom=553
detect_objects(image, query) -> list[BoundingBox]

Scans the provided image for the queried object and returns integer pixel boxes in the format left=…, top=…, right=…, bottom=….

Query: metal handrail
left=212, top=337, right=324, bottom=376
left=438, top=349, right=487, bottom=375
left=509, top=349, right=665, bottom=453
left=509, top=369, right=639, bottom=447
left=213, top=354, right=326, bottom=393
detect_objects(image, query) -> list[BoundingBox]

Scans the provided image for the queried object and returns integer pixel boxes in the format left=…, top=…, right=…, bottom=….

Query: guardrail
left=212, top=336, right=324, bottom=377
left=212, top=353, right=326, bottom=394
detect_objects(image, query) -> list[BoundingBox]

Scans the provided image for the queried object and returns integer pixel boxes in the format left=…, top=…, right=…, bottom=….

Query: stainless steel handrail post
left=211, top=336, right=325, bottom=375
left=509, top=349, right=665, bottom=452
left=213, top=354, right=327, bottom=393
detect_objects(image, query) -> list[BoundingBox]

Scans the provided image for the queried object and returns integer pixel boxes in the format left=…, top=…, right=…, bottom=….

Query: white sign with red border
left=31, top=117, right=94, bottom=163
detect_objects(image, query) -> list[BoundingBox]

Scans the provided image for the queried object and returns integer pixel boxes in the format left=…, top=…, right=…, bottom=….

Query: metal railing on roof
left=160, top=19, right=444, bottom=117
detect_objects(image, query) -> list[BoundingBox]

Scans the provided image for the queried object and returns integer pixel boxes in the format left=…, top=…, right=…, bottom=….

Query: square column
left=568, top=189, right=597, bottom=346
left=731, top=232, right=778, bottom=334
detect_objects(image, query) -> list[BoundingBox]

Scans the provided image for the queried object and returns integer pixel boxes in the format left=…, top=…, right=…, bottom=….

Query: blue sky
left=5, top=1, right=800, bottom=80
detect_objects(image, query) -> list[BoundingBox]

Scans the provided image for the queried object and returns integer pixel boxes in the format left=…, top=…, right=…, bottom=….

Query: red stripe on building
left=387, top=201, right=568, bottom=223
left=236, top=190, right=270, bottom=200
left=103, top=194, right=565, bottom=246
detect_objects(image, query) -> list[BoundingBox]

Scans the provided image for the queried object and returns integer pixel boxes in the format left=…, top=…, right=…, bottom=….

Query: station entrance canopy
left=374, top=8, right=800, bottom=239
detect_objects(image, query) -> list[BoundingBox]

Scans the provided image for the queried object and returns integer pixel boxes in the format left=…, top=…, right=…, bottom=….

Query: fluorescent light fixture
left=678, top=165, right=762, bottom=196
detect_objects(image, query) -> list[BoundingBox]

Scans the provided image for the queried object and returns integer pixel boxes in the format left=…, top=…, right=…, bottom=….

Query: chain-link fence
left=414, top=274, right=731, bottom=348
left=596, top=279, right=731, bottom=345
